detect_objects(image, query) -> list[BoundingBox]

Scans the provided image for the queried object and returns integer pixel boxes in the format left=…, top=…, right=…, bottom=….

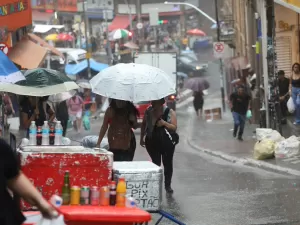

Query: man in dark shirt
left=0, top=138, right=57, bottom=224
left=230, top=86, right=251, bottom=141
left=278, top=70, right=290, bottom=119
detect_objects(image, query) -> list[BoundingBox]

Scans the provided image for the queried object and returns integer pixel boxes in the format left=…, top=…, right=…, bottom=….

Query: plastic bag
left=81, top=136, right=109, bottom=150
left=275, top=136, right=300, bottom=159
left=254, top=139, right=275, bottom=160
left=287, top=97, right=295, bottom=113
left=256, top=128, right=284, bottom=142
left=37, top=215, right=65, bottom=225
left=82, top=115, right=90, bottom=131
left=246, top=110, right=252, bottom=119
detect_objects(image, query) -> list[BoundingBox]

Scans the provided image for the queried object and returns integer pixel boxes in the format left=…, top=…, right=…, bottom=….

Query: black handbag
left=162, top=107, right=179, bottom=145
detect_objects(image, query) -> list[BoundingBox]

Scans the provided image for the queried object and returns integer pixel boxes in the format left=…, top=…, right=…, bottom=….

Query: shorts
left=69, top=111, right=82, bottom=121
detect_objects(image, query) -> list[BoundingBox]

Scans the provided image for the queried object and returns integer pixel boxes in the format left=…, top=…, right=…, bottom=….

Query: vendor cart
left=19, top=146, right=113, bottom=210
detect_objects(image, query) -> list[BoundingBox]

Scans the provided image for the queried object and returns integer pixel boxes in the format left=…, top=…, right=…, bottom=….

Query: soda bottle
left=36, top=126, right=42, bottom=146
left=42, top=121, right=49, bottom=146
left=62, top=171, right=70, bottom=205
left=54, top=121, right=63, bottom=145
left=29, top=121, right=37, bottom=146
left=109, top=181, right=116, bottom=206
left=116, top=177, right=126, bottom=207
left=49, top=125, right=55, bottom=145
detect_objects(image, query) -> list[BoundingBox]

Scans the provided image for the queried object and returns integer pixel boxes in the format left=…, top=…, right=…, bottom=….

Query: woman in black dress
left=193, top=91, right=204, bottom=118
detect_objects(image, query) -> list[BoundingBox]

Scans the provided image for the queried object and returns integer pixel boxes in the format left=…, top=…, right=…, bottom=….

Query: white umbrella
left=90, top=63, right=175, bottom=102
left=77, top=79, right=91, bottom=89
left=48, top=90, right=76, bottom=103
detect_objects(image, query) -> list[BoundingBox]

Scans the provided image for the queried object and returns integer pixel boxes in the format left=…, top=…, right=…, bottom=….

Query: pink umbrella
left=186, top=29, right=206, bottom=36
left=57, top=33, right=74, bottom=41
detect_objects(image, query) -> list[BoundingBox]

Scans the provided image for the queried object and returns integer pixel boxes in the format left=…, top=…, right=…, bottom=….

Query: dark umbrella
left=184, top=77, right=210, bottom=92
left=10, top=68, right=79, bottom=96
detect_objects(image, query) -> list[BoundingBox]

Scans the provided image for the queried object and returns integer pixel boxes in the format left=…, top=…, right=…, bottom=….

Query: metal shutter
left=275, top=36, right=292, bottom=78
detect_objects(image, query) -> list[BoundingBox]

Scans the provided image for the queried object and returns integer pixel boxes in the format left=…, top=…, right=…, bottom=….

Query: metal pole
left=214, top=0, right=226, bottom=112
left=136, top=0, right=142, bottom=48
left=83, top=1, right=91, bottom=78
left=104, top=8, right=112, bottom=64
left=261, top=0, right=270, bottom=127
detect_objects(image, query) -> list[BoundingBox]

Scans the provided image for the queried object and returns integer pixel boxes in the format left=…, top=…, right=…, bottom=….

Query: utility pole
left=214, top=0, right=226, bottom=112
left=136, top=0, right=142, bottom=48
left=82, top=1, right=91, bottom=78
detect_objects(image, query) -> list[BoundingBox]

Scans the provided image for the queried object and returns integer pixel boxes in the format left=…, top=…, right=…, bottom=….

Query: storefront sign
left=0, top=0, right=32, bottom=31
left=57, top=0, right=77, bottom=12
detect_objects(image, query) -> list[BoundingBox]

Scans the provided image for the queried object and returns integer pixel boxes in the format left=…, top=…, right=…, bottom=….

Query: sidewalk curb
left=186, top=137, right=300, bottom=176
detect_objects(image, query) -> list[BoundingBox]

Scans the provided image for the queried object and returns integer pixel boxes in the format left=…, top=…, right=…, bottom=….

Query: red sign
left=214, top=42, right=224, bottom=53
left=57, top=0, right=77, bottom=12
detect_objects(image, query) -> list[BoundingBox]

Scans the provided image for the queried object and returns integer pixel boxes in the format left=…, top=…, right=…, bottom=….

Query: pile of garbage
left=254, top=128, right=300, bottom=160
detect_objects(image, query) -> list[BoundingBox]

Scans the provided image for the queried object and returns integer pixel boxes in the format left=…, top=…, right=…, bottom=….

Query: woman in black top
left=193, top=91, right=204, bottom=118
left=0, top=138, right=57, bottom=225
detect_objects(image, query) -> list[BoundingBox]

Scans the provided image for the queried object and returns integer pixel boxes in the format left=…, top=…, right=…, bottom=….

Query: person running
left=96, top=99, right=138, bottom=161
left=140, top=98, right=178, bottom=194
left=67, top=94, right=84, bottom=133
left=229, top=86, right=251, bottom=141
left=289, top=63, right=300, bottom=125
left=0, top=138, right=57, bottom=225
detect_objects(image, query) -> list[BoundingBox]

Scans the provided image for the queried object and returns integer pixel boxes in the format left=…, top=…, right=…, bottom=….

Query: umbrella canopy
left=57, top=33, right=74, bottom=41
left=77, top=79, right=91, bottom=89
left=65, top=59, right=109, bottom=75
left=0, top=51, right=25, bottom=83
left=45, top=34, right=58, bottom=41
left=177, top=72, right=188, bottom=79
left=124, top=42, right=139, bottom=49
left=90, top=63, right=175, bottom=102
left=49, top=90, right=76, bottom=103
left=109, top=29, right=129, bottom=40
left=4, top=68, right=79, bottom=96
left=187, top=29, right=206, bottom=36
left=184, top=77, right=210, bottom=92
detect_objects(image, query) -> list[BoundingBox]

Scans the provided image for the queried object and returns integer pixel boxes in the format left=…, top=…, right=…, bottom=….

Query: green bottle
left=62, top=171, right=70, bottom=205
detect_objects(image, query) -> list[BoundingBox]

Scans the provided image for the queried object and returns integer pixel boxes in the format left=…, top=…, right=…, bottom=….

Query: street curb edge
left=186, top=138, right=300, bottom=177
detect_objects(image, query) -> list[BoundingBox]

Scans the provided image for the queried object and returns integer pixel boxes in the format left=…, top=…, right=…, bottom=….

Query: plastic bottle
left=125, top=196, right=137, bottom=208
left=42, top=121, right=50, bottom=146
left=29, top=121, right=37, bottom=146
left=116, top=177, right=126, bottom=207
left=54, top=121, right=63, bottom=145
left=50, top=195, right=63, bottom=208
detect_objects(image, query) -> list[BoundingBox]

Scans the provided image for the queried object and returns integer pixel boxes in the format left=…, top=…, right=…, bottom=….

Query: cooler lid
left=113, top=161, right=162, bottom=173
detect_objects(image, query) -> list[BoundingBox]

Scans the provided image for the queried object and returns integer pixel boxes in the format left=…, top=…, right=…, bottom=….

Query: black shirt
left=0, top=139, right=25, bottom=225
left=230, top=92, right=250, bottom=115
left=278, top=77, right=289, bottom=96
left=20, top=100, right=49, bottom=127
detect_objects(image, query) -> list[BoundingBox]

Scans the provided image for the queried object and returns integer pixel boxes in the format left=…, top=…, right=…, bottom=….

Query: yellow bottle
left=116, top=177, right=126, bottom=207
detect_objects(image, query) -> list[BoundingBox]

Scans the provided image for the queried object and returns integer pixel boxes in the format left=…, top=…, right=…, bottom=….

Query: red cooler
left=19, top=146, right=113, bottom=210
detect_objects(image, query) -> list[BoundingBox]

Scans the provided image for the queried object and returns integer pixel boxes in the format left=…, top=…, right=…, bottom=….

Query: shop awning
left=108, top=15, right=135, bottom=32
left=33, top=25, right=65, bottom=33
left=32, top=10, right=54, bottom=23
left=274, top=0, right=300, bottom=13
left=8, top=40, right=47, bottom=69
left=27, top=33, right=65, bottom=59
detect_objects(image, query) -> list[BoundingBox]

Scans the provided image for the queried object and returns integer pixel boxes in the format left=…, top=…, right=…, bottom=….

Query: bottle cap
left=44, top=121, right=48, bottom=124
left=31, top=121, right=35, bottom=124
left=111, top=181, right=116, bottom=185
left=119, top=177, right=125, bottom=181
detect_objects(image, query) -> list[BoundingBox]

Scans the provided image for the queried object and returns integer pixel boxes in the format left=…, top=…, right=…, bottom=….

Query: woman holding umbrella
left=96, top=99, right=139, bottom=161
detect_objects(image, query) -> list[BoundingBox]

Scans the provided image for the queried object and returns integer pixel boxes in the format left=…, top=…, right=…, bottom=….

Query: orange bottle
left=116, top=177, right=127, bottom=207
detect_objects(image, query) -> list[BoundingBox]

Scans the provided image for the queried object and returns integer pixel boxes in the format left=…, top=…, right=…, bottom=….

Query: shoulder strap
left=163, top=107, right=170, bottom=121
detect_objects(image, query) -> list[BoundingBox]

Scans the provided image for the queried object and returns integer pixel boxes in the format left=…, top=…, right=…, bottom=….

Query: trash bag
left=275, top=136, right=300, bottom=159
left=287, top=97, right=295, bottom=113
left=254, top=139, right=276, bottom=160
left=81, top=136, right=109, bottom=150
left=37, top=215, right=65, bottom=225
left=82, top=115, right=90, bottom=131
left=246, top=110, right=252, bottom=119
left=256, top=128, right=284, bottom=142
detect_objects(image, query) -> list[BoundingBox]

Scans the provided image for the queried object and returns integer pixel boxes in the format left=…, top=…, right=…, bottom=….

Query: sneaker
left=237, top=136, right=243, bottom=141
left=165, top=186, right=174, bottom=194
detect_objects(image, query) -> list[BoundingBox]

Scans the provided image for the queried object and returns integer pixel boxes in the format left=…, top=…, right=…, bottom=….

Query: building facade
left=0, top=0, right=32, bottom=50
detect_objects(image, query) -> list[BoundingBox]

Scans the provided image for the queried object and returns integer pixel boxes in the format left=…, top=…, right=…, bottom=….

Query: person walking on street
left=289, top=63, right=300, bottom=125
left=193, top=91, right=204, bottom=118
left=0, top=138, right=58, bottom=225
left=229, top=86, right=251, bottom=141
left=55, top=100, right=69, bottom=136
left=96, top=99, right=138, bottom=161
left=67, top=94, right=84, bottom=133
left=140, top=98, right=178, bottom=194
left=278, top=70, right=289, bottom=122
